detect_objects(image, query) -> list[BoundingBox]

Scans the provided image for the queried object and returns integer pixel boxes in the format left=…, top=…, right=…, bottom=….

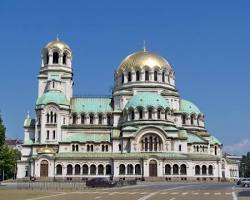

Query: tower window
left=46, top=130, right=49, bottom=140
left=53, top=130, right=55, bottom=139
left=46, top=53, right=49, bottom=64
left=63, top=52, right=67, bottom=64
left=154, top=71, right=158, bottom=81
left=128, top=71, right=132, bottom=82
left=145, top=71, right=149, bottom=81
left=162, top=72, right=165, bottom=82
left=121, top=74, right=124, bottom=84
left=53, top=52, right=59, bottom=64
left=89, top=114, right=94, bottom=124
left=136, top=71, right=140, bottom=81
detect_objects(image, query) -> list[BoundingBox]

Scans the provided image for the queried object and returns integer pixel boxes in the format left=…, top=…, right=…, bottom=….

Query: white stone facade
left=17, top=39, right=239, bottom=181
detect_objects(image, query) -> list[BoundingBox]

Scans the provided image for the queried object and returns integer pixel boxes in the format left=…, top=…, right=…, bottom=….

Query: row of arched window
left=56, top=164, right=112, bottom=175
left=182, top=114, right=203, bottom=126
left=71, top=144, right=109, bottom=152
left=165, top=164, right=187, bottom=175
left=119, top=164, right=141, bottom=175
left=72, top=113, right=112, bottom=126
left=46, top=112, right=57, bottom=124
left=45, top=51, right=68, bottom=65
left=126, top=107, right=171, bottom=121
left=195, top=165, right=213, bottom=175
left=120, top=70, right=173, bottom=84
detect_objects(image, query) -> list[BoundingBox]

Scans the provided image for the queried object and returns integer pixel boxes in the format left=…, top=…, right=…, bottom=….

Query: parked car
left=240, top=178, right=250, bottom=187
left=237, top=178, right=246, bottom=185
left=86, top=178, right=119, bottom=187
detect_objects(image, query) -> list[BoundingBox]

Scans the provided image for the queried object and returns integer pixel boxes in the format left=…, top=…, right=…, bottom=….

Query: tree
left=240, top=152, right=250, bottom=177
left=0, top=114, right=6, bottom=147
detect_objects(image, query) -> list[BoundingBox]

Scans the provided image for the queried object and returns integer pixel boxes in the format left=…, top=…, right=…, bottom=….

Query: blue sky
left=0, top=0, right=249, bottom=155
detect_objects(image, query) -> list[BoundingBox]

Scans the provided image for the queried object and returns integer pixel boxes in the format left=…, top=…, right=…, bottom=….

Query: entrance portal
left=149, top=160, right=157, bottom=177
left=40, top=160, right=48, bottom=177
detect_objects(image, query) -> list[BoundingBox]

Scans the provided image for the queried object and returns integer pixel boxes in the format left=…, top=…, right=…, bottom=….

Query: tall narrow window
left=52, top=81, right=55, bottom=88
left=98, top=114, right=102, bottom=125
left=53, top=130, right=55, bottom=139
left=46, top=113, right=50, bottom=123
left=138, top=108, right=143, bottom=119
left=128, top=71, right=132, bottom=82
left=136, top=71, right=140, bottom=81
left=89, top=114, right=94, bottom=124
left=179, top=144, right=182, bottom=151
left=154, top=71, right=158, bottom=81
left=131, top=110, right=135, bottom=120
left=63, top=52, right=67, bottom=64
left=215, top=146, right=217, bottom=155
left=72, top=114, right=77, bottom=124
left=107, top=114, right=112, bottom=125
left=76, top=145, right=79, bottom=152
left=46, top=53, right=49, bottom=64
left=53, top=52, right=59, bottom=64
left=162, top=72, right=165, bottom=82
left=81, top=114, right=85, bottom=124
left=105, top=145, right=108, bottom=152
left=157, top=109, right=161, bottom=119
left=54, top=113, right=57, bottom=123
left=148, top=108, right=153, bottom=119
left=182, top=115, right=186, bottom=124
left=50, top=111, right=53, bottom=123
left=46, top=130, right=49, bottom=140
left=121, top=74, right=124, bottom=83
left=191, top=115, right=194, bottom=125
left=145, top=71, right=149, bottom=81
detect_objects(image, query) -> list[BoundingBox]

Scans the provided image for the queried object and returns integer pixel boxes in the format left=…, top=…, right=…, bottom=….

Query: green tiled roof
left=206, top=135, right=221, bottom=145
left=125, top=92, right=170, bottom=109
left=36, top=91, right=69, bottom=106
left=63, top=133, right=110, bottom=143
left=180, top=99, right=202, bottom=114
left=187, top=132, right=207, bottom=144
left=71, top=97, right=113, bottom=113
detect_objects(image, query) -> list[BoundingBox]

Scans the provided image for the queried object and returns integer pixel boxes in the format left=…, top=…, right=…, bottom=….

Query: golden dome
left=37, top=146, right=55, bottom=154
left=118, top=51, right=171, bottom=75
left=46, top=39, right=71, bottom=51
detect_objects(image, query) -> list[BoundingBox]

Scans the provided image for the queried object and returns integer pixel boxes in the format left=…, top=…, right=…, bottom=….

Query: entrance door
left=40, top=160, right=48, bottom=177
left=149, top=160, right=157, bottom=177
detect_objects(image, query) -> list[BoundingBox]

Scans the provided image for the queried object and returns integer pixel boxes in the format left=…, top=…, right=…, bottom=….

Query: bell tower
left=38, top=37, right=73, bottom=100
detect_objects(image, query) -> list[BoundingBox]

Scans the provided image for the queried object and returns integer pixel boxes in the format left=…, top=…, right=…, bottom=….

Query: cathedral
left=17, top=39, right=239, bottom=181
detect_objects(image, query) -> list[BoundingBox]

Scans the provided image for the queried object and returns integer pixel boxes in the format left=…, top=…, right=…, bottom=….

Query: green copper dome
left=36, top=91, right=69, bottom=106
left=125, top=92, right=170, bottom=109
left=180, top=99, right=202, bottom=114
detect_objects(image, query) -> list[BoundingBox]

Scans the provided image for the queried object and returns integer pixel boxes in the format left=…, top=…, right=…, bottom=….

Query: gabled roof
left=36, top=91, right=69, bottom=106
left=71, top=97, right=113, bottom=113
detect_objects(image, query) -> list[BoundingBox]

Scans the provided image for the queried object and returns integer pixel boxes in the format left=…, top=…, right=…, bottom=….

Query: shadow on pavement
left=238, top=190, right=250, bottom=197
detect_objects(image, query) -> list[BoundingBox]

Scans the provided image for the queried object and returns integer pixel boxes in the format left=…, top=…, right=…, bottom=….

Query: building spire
left=143, top=40, right=146, bottom=52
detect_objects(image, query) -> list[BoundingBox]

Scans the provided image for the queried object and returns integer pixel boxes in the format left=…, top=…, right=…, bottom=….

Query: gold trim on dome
left=117, top=51, right=171, bottom=75
left=46, top=40, right=71, bottom=51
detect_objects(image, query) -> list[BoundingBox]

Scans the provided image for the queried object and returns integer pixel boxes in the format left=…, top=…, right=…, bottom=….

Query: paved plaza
left=0, top=182, right=250, bottom=200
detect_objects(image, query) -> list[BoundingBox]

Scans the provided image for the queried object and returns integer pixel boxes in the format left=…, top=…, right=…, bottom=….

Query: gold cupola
left=117, top=50, right=172, bottom=76
left=46, top=37, right=71, bottom=51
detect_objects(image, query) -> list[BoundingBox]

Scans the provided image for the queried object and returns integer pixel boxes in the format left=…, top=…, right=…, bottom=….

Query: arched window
left=82, top=164, right=88, bottom=175
left=157, top=109, right=161, bottom=119
left=105, top=145, right=108, bottom=152
left=75, top=164, right=80, bottom=175
left=91, top=145, right=94, bottom=152
left=63, top=52, right=67, bottom=64
left=128, top=71, right=132, bottom=82
left=127, top=164, right=133, bottom=175
left=138, top=108, right=143, bottom=119
left=90, top=165, right=96, bottom=175
left=191, top=115, right=195, bottom=125
left=196, top=146, right=199, bottom=152
left=131, top=109, right=135, bottom=120
left=50, top=111, right=53, bottom=123
left=101, top=145, right=105, bottom=152
left=53, top=52, right=59, bottom=64
left=202, top=165, right=207, bottom=175
left=98, top=165, right=104, bottom=175
left=215, top=146, right=218, bottom=155
left=180, top=164, right=187, bottom=175
left=81, top=114, right=85, bottom=124
left=54, top=113, right=57, bottom=123
left=195, top=165, right=200, bottom=175
left=121, top=74, right=124, bottom=84
left=46, top=130, right=49, bottom=140
left=67, top=164, right=73, bottom=175
left=75, top=144, right=79, bottom=152
left=162, top=71, right=165, bottom=82
left=145, top=71, right=149, bottom=81
left=148, top=108, right=153, bottom=119
left=141, top=133, right=162, bottom=152
left=106, top=164, right=111, bottom=175
left=179, top=144, right=182, bottom=151
left=56, top=164, right=62, bottom=175
left=107, top=114, right=112, bottom=125
left=46, top=113, right=50, bottom=123
left=165, top=164, right=171, bottom=175
left=72, top=145, right=75, bottom=152
left=208, top=165, right=213, bottom=175
left=72, top=114, right=77, bottom=124
left=136, top=70, right=140, bottom=81
left=119, top=164, right=125, bottom=175
left=173, top=164, right=179, bottom=175
left=89, top=114, right=94, bottom=124
left=154, top=71, right=158, bottom=81
left=98, top=114, right=102, bottom=125
left=182, top=115, right=186, bottom=124
left=135, top=164, right=141, bottom=175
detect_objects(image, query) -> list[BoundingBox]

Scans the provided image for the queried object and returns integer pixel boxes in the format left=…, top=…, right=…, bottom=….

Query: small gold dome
left=118, top=51, right=171, bottom=75
left=46, top=39, right=71, bottom=51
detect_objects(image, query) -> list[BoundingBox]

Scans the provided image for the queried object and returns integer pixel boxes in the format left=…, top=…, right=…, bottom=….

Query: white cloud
left=223, top=139, right=250, bottom=155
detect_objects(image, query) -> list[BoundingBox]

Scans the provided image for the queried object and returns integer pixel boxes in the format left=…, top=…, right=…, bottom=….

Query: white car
left=241, top=178, right=250, bottom=187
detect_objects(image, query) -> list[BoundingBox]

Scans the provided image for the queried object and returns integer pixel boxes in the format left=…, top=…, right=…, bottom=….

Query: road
left=1, top=182, right=250, bottom=200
